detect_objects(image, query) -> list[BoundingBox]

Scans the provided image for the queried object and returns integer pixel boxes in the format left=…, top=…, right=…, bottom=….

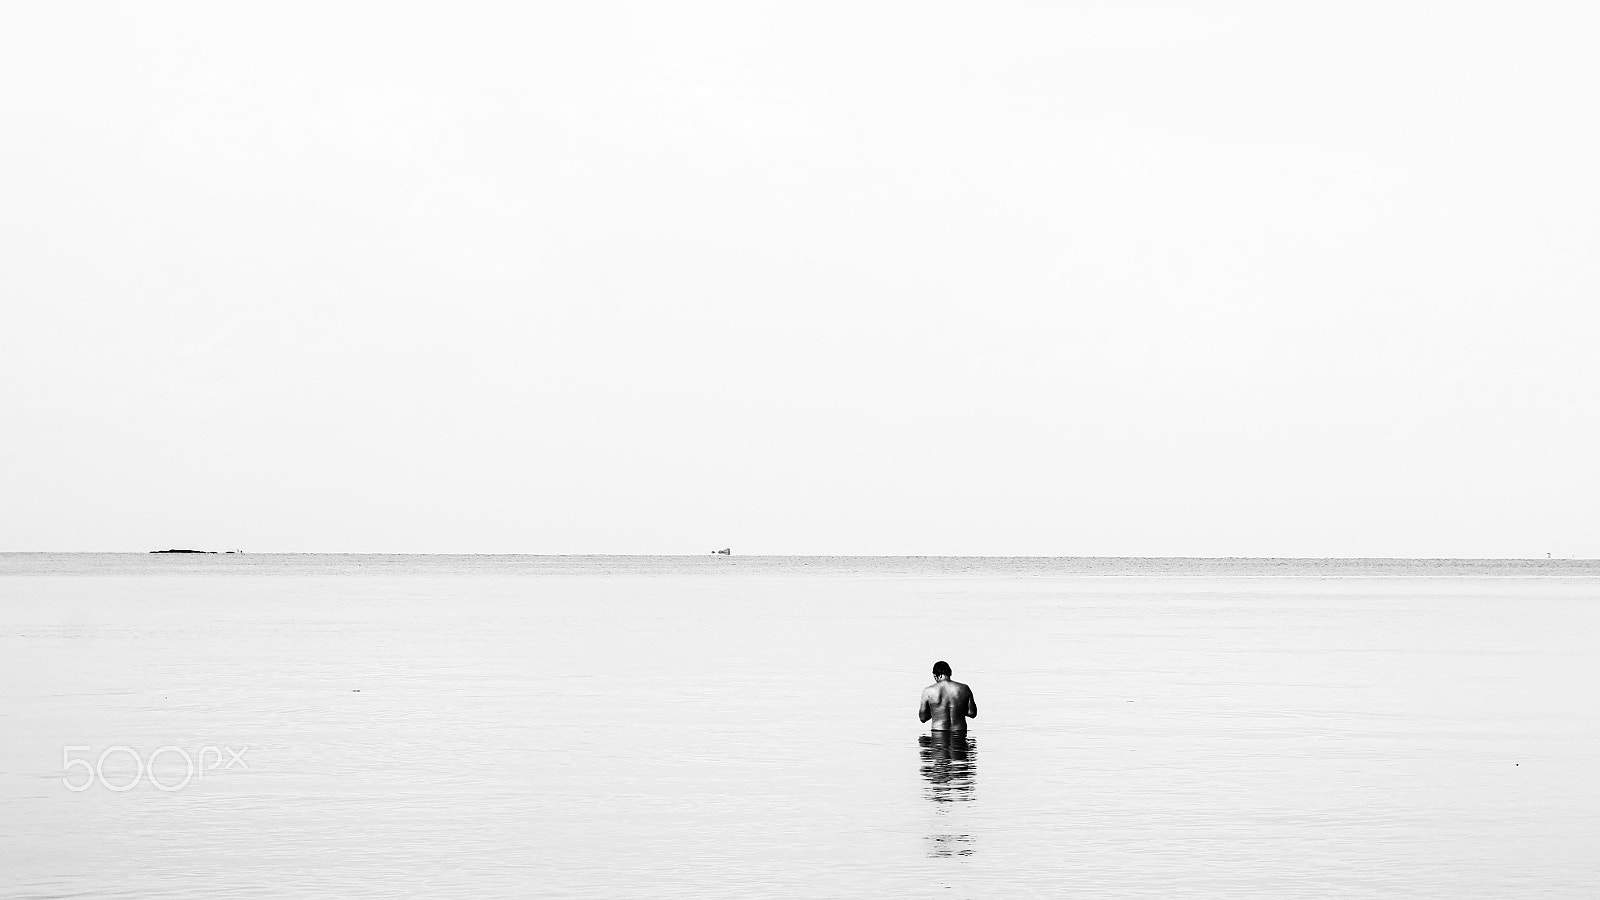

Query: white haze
left=2, top=3, right=1597, bottom=555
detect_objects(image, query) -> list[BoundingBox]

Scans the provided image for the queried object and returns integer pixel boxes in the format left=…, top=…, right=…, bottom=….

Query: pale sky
left=2, top=3, right=1596, bottom=555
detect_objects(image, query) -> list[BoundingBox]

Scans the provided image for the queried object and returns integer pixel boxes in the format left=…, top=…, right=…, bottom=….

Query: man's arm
left=918, top=688, right=932, bottom=723
left=965, top=687, right=977, bottom=720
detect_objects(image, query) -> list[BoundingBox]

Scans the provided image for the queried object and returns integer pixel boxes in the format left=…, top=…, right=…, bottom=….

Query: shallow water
left=2, top=554, right=1597, bottom=898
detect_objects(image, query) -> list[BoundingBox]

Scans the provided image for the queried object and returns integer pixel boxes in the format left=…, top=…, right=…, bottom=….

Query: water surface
left=2, top=555, right=1597, bottom=897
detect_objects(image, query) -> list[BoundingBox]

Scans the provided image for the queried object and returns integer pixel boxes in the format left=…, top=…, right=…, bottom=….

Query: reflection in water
left=919, top=733, right=977, bottom=858
left=925, top=833, right=975, bottom=858
left=918, top=733, right=977, bottom=803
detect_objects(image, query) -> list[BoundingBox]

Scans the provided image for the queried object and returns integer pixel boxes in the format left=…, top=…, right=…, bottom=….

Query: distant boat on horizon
left=713, top=548, right=731, bottom=556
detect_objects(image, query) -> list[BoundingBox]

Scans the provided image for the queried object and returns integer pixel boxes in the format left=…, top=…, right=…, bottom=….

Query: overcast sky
left=2, top=3, right=1596, bottom=555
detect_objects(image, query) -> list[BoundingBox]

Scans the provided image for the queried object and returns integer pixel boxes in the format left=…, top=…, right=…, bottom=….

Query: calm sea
left=2, top=554, right=1597, bottom=898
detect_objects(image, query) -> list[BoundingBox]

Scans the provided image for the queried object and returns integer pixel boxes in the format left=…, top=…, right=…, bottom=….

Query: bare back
left=919, top=678, right=977, bottom=732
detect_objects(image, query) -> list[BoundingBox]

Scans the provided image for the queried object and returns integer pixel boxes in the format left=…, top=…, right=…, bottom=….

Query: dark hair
left=932, top=660, right=952, bottom=677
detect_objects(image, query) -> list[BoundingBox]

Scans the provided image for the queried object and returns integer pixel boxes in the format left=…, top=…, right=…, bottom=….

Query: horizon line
left=2, top=551, right=1595, bottom=561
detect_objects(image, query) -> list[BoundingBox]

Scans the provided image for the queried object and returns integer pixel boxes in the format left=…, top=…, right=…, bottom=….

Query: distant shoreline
left=0, top=552, right=1594, bottom=561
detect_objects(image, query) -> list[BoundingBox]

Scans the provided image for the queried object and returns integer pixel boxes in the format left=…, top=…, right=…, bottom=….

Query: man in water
left=919, top=661, right=977, bottom=732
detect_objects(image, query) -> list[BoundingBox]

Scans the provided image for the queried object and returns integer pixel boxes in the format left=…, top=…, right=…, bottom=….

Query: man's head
left=932, top=660, right=952, bottom=678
